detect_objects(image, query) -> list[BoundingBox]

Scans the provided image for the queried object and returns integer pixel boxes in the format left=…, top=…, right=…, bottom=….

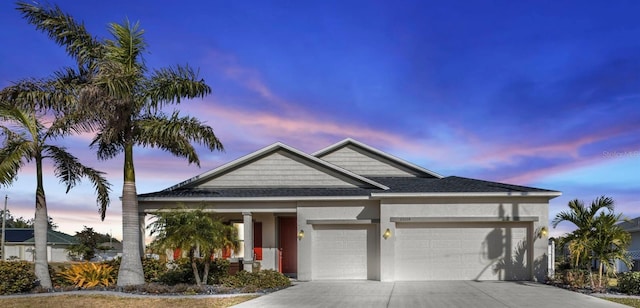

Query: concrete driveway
left=232, top=280, right=628, bottom=308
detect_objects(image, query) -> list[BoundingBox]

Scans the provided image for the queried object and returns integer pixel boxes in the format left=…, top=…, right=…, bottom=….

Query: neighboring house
left=616, top=216, right=640, bottom=272
left=93, top=241, right=123, bottom=261
left=2, top=228, right=77, bottom=262
left=138, top=138, right=560, bottom=281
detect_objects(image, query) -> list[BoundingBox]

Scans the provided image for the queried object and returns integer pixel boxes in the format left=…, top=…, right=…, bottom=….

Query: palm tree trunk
left=190, top=249, right=202, bottom=286
left=202, top=252, right=211, bottom=285
left=34, top=156, right=52, bottom=288
left=117, top=143, right=145, bottom=286
left=599, top=261, right=604, bottom=289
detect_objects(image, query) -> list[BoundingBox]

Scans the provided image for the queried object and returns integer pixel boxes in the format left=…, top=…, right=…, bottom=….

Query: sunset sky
left=0, top=1, right=638, bottom=241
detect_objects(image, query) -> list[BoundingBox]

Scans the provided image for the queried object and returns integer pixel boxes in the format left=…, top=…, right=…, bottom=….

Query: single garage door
left=395, top=222, right=531, bottom=281
left=312, top=224, right=377, bottom=280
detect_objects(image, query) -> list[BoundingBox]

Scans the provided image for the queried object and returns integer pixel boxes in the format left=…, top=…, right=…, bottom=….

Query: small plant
left=557, top=269, right=591, bottom=289
left=0, top=260, right=37, bottom=294
left=59, top=262, right=115, bottom=288
left=618, top=271, right=640, bottom=295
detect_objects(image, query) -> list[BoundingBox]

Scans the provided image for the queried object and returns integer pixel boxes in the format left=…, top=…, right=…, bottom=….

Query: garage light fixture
left=539, top=227, right=548, bottom=238
left=298, top=230, right=305, bottom=240
left=383, top=228, right=392, bottom=240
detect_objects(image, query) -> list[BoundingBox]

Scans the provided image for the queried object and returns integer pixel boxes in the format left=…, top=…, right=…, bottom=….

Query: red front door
left=278, top=216, right=297, bottom=275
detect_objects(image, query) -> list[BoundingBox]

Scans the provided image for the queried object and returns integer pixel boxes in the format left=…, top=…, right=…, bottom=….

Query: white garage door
left=312, top=225, right=375, bottom=280
left=395, top=222, right=531, bottom=281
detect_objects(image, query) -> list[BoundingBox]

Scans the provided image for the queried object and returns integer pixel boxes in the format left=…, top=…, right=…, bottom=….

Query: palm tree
left=0, top=103, right=110, bottom=288
left=148, top=209, right=238, bottom=285
left=16, top=2, right=223, bottom=285
left=552, top=196, right=632, bottom=289
left=551, top=196, right=615, bottom=268
left=590, top=211, right=632, bottom=288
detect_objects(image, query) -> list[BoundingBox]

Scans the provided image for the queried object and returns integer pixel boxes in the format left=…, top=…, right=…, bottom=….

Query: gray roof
left=137, top=139, right=560, bottom=201
left=619, top=217, right=640, bottom=232
left=138, top=176, right=558, bottom=199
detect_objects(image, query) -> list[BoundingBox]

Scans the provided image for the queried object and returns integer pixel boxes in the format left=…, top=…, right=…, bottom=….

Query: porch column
left=243, top=212, right=254, bottom=272
left=139, top=213, right=146, bottom=257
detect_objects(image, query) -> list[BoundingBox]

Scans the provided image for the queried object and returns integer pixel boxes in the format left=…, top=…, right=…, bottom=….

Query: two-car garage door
left=394, top=222, right=532, bottom=281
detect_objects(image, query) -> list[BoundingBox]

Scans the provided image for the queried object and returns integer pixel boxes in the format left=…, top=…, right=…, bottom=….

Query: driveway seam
left=386, top=282, right=395, bottom=308
left=465, top=281, right=510, bottom=308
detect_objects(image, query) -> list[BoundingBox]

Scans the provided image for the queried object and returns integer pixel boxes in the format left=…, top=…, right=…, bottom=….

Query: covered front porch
left=138, top=200, right=299, bottom=276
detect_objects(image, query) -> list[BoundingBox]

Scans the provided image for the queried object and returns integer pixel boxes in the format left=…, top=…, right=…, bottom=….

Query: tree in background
left=67, top=226, right=110, bottom=261
left=148, top=209, right=238, bottom=286
left=0, top=104, right=111, bottom=288
left=552, top=196, right=632, bottom=289
left=0, top=210, right=58, bottom=229
left=16, top=2, right=223, bottom=286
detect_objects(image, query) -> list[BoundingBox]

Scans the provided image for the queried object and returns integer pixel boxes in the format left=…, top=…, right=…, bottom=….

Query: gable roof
left=160, top=142, right=389, bottom=192
left=313, top=138, right=442, bottom=178
left=4, top=228, right=77, bottom=245
left=138, top=138, right=560, bottom=201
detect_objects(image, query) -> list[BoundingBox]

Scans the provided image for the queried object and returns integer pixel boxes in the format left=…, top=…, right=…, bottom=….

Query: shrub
left=102, top=257, right=168, bottom=283
left=142, top=258, right=167, bottom=283
left=59, top=262, right=115, bottom=288
left=0, top=260, right=37, bottom=294
left=209, top=258, right=230, bottom=284
left=557, top=269, right=591, bottom=289
left=159, top=258, right=230, bottom=285
left=618, top=272, right=640, bottom=295
left=160, top=258, right=194, bottom=285
left=221, top=269, right=290, bottom=291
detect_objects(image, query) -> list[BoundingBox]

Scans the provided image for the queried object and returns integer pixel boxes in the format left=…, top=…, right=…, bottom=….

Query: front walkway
left=232, top=280, right=629, bottom=308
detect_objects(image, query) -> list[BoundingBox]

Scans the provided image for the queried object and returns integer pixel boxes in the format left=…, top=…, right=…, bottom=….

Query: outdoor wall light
left=383, top=228, right=392, bottom=240
left=298, top=230, right=305, bottom=240
left=539, top=226, right=548, bottom=237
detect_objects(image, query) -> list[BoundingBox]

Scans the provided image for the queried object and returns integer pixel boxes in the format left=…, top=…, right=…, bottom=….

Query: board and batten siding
left=198, top=152, right=358, bottom=188
left=318, top=146, right=415, bottom=177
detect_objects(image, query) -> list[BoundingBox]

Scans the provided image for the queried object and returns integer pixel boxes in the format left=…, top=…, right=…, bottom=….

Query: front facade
left=138, top=138, right=560, bottom=281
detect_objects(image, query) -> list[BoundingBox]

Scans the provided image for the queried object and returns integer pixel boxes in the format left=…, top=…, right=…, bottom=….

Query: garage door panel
left=312, top=225, right=375, bottom=280
left=395, top=222, right=530, bottom=281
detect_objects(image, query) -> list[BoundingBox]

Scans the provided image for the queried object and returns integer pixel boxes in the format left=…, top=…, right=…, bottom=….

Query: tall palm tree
left=0, top=103, right=110, bottom=288
left=148, top=208, right=238, bottom=285
left=16, top=2, right=223, bottom=285
left=551, top=196, right=615, bottom=268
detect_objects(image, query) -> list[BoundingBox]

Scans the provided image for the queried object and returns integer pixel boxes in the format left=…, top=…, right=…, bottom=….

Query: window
left=233, top=223, right=244, bottom=258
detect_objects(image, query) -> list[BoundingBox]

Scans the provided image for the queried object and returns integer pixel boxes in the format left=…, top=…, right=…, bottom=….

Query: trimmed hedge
left=221, top=269, right=290, bottom=292
left=160, top=258, right=230, bottom=285
left=0, top=261, right=37, bottom=294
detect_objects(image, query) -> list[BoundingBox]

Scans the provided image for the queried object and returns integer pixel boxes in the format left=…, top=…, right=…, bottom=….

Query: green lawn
left=603, top=297, right=640, bottom=308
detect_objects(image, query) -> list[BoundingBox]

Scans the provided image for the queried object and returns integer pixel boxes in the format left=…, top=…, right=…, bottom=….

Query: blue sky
left=1, top=1, right=638, bottom=240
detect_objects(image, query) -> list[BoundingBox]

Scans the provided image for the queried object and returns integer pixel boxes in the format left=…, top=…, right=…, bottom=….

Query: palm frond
left=132, top=111, right=223, bottom=166
left=0, top=131, right=34, bottom=186
left=90, top=131, right=124, bottom=160
left=106, top=20, right=147, bottom=71
left=144, top=65, right=212, bottom=110
left=45, top=145, right=111, bottom=220
left=16, top=1, right=102, bottom=69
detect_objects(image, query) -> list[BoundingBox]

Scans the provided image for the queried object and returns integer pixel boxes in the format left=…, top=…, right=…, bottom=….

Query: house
left=616, top=216, right=640, bottom=271
left=2, top=228, right=77, bottom=262
left=138, top=138, right=560, bottom=281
